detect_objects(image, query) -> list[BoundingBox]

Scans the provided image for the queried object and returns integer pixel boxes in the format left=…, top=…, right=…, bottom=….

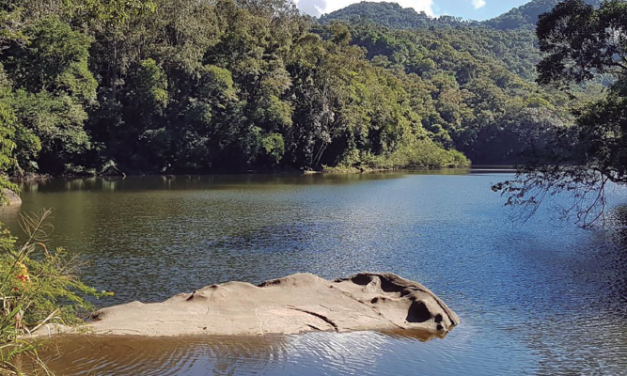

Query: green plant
left=0, top=209, right=111, bottom=375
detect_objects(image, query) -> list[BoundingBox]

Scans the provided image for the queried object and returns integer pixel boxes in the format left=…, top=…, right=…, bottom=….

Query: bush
left=327, top=138, right=471, bottom=173
left=0, top=209, right=110, bottom=374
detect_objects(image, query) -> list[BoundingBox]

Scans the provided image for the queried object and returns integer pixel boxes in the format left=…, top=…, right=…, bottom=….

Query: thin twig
left=30, top=309, right=59, bottom=335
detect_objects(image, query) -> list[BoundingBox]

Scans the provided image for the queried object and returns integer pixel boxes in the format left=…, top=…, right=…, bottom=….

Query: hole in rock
left=406, top=301, right=432, bottom=323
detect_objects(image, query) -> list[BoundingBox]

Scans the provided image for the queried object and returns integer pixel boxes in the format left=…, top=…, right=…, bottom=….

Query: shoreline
left=32, top=327, right=449, bottom=345
left=11, top=166, right=490, bottom=182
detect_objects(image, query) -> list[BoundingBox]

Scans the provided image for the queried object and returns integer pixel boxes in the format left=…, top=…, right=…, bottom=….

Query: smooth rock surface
left=86, top=273, right=459, bottom=337
left=2, top=189, right=21, bottom=206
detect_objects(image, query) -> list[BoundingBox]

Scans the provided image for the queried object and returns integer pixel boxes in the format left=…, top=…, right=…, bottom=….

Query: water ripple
left=6, top=173, right=627, bottom=375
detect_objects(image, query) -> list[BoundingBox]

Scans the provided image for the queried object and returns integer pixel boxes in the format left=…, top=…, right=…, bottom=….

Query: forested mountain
left=0, top=0, right=469, bottom=178
left=0, top=0, right=608, bottom=180
left=495, top=0, right=627, bottom=227
left=318, top=2, right=469, bottom=29
left=335, top=22, right=586, bottom=163
left=317, top=1, right=608, bottom=164
left=483, top=0, right=603, bottom=30
left=319, top=0, right=605, bottom=31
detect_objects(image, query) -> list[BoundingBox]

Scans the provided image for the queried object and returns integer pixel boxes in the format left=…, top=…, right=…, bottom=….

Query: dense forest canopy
left=483, top=0, right=603, bottom=30
left=0, top=0, right=608, bottom=181
left=495, top=0, right=627, bottom=227
left=318, top=2, right=471, bottom=29
left=320, top=0, right=604, bottom=30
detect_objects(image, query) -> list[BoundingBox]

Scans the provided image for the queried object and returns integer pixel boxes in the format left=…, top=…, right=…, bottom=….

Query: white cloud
left=295, top=0, right=434, bottom=17
left=471, top=0, right=486, bottom=9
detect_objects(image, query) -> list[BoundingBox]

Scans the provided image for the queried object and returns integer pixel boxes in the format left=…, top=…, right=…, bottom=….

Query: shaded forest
left=0, top=0, right=605, bottom=177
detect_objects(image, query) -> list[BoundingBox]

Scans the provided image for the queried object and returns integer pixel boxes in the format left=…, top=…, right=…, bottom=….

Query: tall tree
left=3, top=16, right=96, bottom=173
left=495, top=0, right=627, bottom=227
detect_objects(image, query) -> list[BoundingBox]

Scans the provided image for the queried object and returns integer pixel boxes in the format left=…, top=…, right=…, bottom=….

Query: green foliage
left=483, top=0, right=603, bottom=30
left=134, top=59, right=169, bottom=113
left=261, top=132, right=286, bottom=166
left=533, top=0, right=627, bottom=177
left=341, top=20, right=582, bottom=163
left=0, top=102, right=15, bottom=174
left=6, top=16, right=96, bottom=102
left=0, top=210, right=109, bottom=325
left=536, top=0, right=626, bottom=85
left=0, top=209, right=111, bottom=372
left=69, top=0, right=157, bottom=25
left=0, top=9, right=25, bottom=47
left=318, top=1, right=603, bottom=32
left=495, top=0, right=627, bottom=227
left=0, top=0, right=609, bottom=176
left=0, top=67, right=19, bottom=194
left=319, top=2, right=469, bottom=29
left=12, top=90, right=89, bottom=172
left=0, top=16, right=96, bottom=174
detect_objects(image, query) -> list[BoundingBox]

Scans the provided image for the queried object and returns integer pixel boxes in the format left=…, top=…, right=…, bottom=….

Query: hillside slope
left=318, top=1, right=468, bottom=29
left=319, top=0, right=604, bottom=30
left=483, top=0, right=603, bottom=30
left=316, top=1, right=606, bottom=163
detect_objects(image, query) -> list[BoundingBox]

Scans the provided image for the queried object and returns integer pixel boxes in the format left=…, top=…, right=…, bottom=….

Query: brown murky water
left=3, top=172, right=627, bottom=375
left=30, top=330, right=443, bottom=376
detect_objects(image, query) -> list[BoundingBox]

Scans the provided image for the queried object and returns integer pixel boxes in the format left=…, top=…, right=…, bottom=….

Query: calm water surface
left=3, top=171, right=627, bottom=376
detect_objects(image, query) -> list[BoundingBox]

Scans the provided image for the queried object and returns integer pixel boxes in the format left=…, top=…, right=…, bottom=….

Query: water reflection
left=36, top=335, right=289, bottom=376
left=4, top=172, right=627, bottom=375
left=32, top=329, right=472, bottom=376
left=18, top=173, right=416, bottom=193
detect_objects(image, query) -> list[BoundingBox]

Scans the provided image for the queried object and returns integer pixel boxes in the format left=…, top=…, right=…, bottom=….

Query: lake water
left=3, top=171, right=627, bottom=376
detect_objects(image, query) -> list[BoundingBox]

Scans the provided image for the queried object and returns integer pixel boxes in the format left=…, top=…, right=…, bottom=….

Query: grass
left=0, top=209, right=111, bottom=375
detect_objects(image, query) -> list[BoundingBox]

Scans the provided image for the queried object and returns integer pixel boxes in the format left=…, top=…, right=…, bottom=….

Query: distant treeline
left=0, top=0, right=602, bottom=177
left=320, top=0, right=604, bottom=30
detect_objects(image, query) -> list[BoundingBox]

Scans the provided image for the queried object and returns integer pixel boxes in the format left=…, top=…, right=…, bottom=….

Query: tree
left=3, top=16, right=96, bottom=173
left=0, top=67, right=19, bottom=195
left=0, top=0, right=587, bottom=177
left=494, top=0, right=627, bottom=227
left=0, top=8, right=25, bottom=195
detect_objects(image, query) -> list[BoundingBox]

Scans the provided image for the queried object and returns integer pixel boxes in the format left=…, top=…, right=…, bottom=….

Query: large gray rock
left=2, top=189, right=21, bottom=206
left=87, top=273, right=459, bottom=337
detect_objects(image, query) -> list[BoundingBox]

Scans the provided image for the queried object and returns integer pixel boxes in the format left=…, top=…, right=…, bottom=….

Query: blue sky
left=295, top=0, right=533, bottom=20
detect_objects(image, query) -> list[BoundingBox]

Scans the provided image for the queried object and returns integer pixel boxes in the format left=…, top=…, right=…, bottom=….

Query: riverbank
left=8, top=155, right=472, bottom=181
left=10, top=166, right=476, bottom=182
